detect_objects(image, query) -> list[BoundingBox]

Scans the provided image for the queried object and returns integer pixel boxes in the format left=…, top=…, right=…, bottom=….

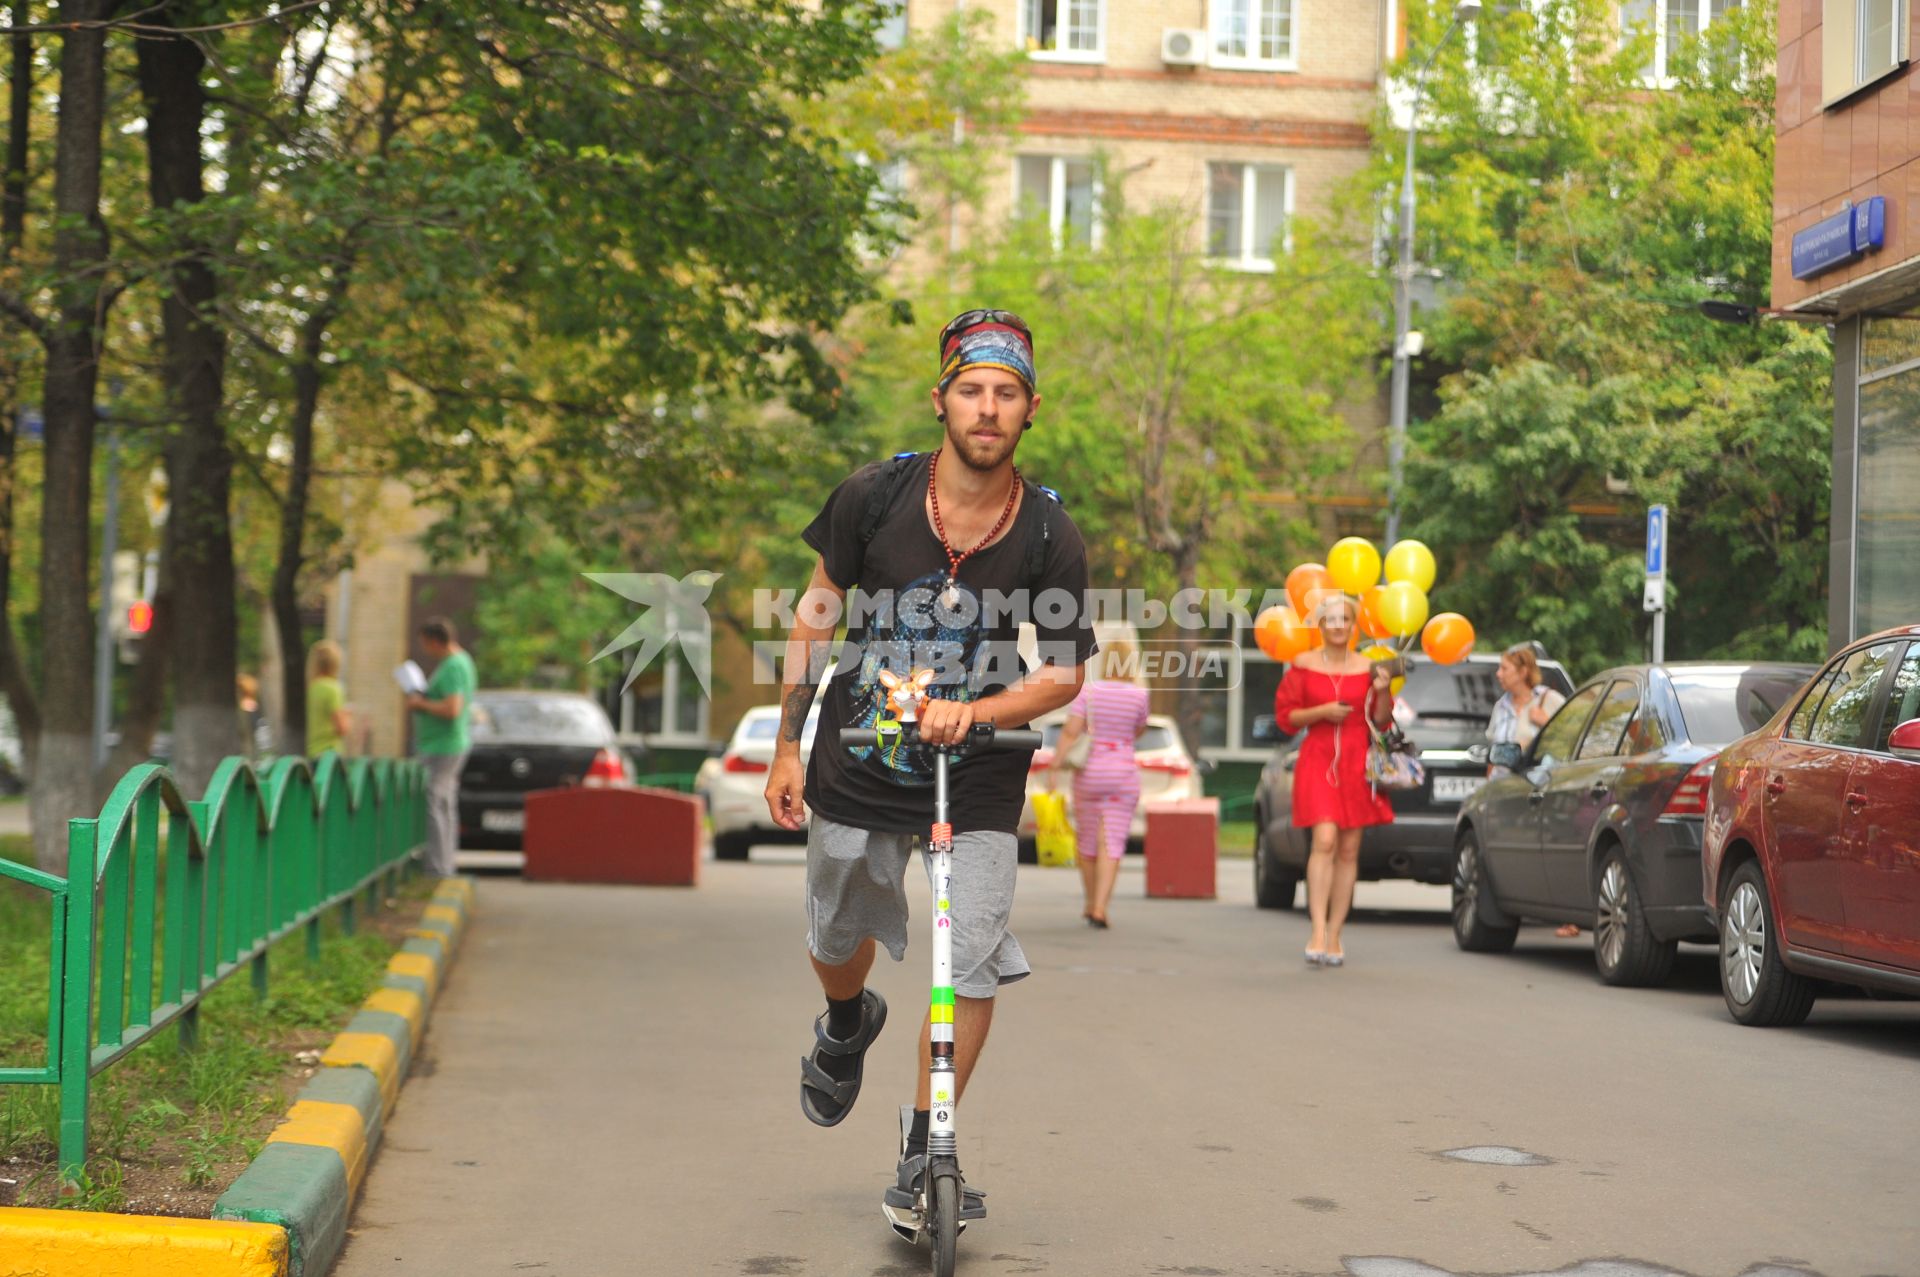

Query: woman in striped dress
left=1052, top=638, right=1151, bottom=928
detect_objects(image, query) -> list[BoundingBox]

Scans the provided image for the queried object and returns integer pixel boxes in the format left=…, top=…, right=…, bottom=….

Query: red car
left=1703, top=626, right=1920, bottom=1026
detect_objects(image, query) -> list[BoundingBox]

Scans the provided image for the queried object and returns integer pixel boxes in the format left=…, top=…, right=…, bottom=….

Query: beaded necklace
left=927, top=447, right=1020, bottom=609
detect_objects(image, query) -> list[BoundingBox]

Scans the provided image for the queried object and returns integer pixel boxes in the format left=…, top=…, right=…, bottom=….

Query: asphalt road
left=334, top=851, right=1920, bottom=1277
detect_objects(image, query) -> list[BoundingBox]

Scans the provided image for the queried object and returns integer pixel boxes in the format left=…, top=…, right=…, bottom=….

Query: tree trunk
left=1168, top=542, right=1206, bottom=762
left=0, top=12, right=40, bottom=773
left=30, top=2, right=110, bottom=869
left=137, top=23, right=237, bottom=794
left=272, top=345, right=325, bottom=756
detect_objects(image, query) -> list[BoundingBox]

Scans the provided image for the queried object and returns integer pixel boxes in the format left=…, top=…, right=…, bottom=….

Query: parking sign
left=1645, top=505, right=1666, bottom=578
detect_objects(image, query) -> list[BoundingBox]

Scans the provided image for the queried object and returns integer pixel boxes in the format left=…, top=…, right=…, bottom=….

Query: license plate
left=1431, top=775, right=1484, bottom=803
left=480, top=809, right=525, bottom=833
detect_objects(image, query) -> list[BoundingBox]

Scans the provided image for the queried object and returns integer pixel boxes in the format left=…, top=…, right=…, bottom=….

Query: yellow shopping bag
left=1032, top=790, right=1077, bottom=867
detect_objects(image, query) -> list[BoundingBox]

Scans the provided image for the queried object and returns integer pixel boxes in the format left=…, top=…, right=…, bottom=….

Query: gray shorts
left=805, top=813, right=1030, bottom=1000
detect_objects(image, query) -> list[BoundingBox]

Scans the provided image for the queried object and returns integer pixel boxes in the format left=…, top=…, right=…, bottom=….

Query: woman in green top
left=307, top=640, right=351, bottom=757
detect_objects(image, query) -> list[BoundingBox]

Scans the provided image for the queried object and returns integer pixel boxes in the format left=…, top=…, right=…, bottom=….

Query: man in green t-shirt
left=405, top=618, right=478, bottom=876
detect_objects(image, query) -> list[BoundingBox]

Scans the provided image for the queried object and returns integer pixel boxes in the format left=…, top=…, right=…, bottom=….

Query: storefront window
left=1854, top=355, right=1920, bottom=635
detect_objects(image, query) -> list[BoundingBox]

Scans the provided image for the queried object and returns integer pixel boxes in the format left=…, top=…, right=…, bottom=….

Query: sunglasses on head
left=938, top=309, right=1032, bottom=357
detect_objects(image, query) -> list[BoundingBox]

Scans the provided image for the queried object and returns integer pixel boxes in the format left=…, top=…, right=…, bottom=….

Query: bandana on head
left=937, top=322, right=1037, bottom=394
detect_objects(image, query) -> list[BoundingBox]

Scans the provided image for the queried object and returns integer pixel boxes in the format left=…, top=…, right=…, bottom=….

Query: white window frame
left=1021, top=0, right=1106, bottom=64
left=619, top=657, right=712, bottom=749
left=1208, top=0, right=1299, bottom=72
left=1014, top=155, right=1103, bottom=250
left=1622, top=0, right=1742, bottom=87
left=1206, top=161, right=1294, bottom=272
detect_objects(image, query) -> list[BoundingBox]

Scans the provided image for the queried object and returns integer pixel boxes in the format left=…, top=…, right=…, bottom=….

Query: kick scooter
left=839, top=718, right=1041, bottom=1277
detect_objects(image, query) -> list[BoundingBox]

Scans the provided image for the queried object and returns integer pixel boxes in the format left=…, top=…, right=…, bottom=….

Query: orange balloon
left=1420, top=612, right=1477, bottom=665
left=1286, top=563, right=1334, bottom=618
left=1359, top=585, right=1392, bottom=640
left=1254, top=605, right=1315, bottom=663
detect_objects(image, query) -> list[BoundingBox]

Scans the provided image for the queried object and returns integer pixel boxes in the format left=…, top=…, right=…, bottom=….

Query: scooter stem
left=927, top=748, right=958, bottom=1161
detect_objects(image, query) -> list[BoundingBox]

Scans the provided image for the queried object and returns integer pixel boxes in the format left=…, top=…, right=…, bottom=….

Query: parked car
left=1448, top=661, right=1817, bottom=985
left=1252, top=652, right=1574, bottom=909
left=698, top=704, right=821, bottom=860
left=457, top=691, right=640, bottom=850
left=1702, top=628, right=1920, bottom=1026
left=1016, top=710, right=1204, bottom=859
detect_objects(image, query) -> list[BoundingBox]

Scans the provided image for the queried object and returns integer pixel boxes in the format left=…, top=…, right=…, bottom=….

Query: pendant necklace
left=927, top=448, right=1020, bottom=610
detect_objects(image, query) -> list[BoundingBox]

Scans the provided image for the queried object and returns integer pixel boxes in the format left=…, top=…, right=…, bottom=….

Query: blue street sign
left=1646, top=504, right=1667, bottom=578
left=1791, top=196, right=1886, bottom=280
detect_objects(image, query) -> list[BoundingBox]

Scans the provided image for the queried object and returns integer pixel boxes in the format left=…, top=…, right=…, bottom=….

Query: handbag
left=1055, top=696, right=1097, bottom=772
left=1366, top=720, right=1427, bottom=791
left=1487, top=741, right=1526, bottom=771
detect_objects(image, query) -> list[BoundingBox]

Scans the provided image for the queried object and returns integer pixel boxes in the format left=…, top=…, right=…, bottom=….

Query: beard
left=943, top=415, right=1023, bottom=472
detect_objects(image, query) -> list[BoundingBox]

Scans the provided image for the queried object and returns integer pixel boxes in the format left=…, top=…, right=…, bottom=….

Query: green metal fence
left=0, top=753, right=426, bottom=1184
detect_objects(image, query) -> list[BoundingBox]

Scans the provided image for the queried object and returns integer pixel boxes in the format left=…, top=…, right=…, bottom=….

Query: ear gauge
left=937, top=412, right=947, bottom=423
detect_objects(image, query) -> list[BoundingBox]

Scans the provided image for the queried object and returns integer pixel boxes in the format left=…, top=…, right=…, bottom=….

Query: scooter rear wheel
left=930, top=1167, right=960, bottom=1276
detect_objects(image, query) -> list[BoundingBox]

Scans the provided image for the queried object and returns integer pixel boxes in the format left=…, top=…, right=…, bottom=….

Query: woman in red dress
left=1272, top=594, right=1394, bottom=967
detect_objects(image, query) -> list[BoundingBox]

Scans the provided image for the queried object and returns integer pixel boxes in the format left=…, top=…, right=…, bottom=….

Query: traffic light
left=108, top=551, right=155, bottom=664
left=127, top=600, right=153, bottom=635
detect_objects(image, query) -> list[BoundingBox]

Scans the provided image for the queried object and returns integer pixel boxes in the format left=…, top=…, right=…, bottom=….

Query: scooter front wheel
left=929, top=1166, right=960, bottom=1276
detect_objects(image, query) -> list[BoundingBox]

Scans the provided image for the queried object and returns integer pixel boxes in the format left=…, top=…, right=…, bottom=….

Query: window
left=1576, top=681, right=1642, bottom=760
left=1856, top=351, right=1920, bottom=637
left=1022, top=0, right=1103, bottom=60
left=621, top=651, right=711, bottom=745
left=1622, top=0, right=1741, bottom=84
left=1015, top=155, right=1099, bottom=248
left=1821, top=0, right=1909, bottom=106
left=1535, top=683, right=1605, bottom=766
left=1807, top=642, right=1900, bottom=748
left=1210, top=0, right=1295, bottom=70
left=1207, top=162, right=1291, bottom=269
left=877, top=0, right=907, bottom=50
left=1871, top=647, right=1920, bottom=753
left=1672, top=668, right=1816, bottom=746
left=1787, top=666, right=1842, bottom=740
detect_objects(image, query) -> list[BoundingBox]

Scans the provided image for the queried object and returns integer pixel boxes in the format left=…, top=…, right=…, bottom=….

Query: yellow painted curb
left=361, top=987, right=425, bottom=1044
left=320, top=1033, right=402, bottom=1118
left=386, top=951, right=439, bottom=1001
left=421, top=903, right=463, bottom=931
left=0, top=1207, right=286, bottom=1277
left=265, top=1099, right=370, bottom=1198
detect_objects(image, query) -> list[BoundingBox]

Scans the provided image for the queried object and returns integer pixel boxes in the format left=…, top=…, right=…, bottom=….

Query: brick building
left=1772, top=0, right=1920, bottom=644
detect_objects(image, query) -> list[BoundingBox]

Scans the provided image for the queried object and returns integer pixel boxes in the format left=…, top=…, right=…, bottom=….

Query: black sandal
left=799, top=988, right=887, bottom=1127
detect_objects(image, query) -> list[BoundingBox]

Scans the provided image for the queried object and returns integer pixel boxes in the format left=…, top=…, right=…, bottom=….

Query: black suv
left=1251, top=652, right=1574, bottom=909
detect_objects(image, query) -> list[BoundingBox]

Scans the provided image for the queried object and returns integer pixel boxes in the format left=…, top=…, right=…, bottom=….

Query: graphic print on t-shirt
left=848, top=569, right=993, bottom=782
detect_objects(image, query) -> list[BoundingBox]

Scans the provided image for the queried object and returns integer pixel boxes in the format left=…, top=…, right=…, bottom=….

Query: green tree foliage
left=1380, top=0, right=1828, bottom=675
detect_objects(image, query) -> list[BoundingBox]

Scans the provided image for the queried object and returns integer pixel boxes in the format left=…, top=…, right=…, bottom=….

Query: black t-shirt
left=801, top=452, right=1097, bottom=835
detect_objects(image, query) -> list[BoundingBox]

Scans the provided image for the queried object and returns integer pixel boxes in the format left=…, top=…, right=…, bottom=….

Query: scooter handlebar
left=839, top=723, right=1044, bottom=752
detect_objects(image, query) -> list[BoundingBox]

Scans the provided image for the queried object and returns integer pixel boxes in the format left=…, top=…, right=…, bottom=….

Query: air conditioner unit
left=1161, top=28, right=1207, bottom=67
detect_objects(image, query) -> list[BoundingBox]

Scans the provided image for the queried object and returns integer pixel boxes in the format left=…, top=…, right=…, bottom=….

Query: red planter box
left=522, top=786, right=703, bottom=886
left=1144, top=798, right=1218, bottom=900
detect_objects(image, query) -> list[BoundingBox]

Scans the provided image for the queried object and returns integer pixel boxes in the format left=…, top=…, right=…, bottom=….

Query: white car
left=1017, top=711, right=1204, bottom=857
left=697, top=704, right=820, bottom=860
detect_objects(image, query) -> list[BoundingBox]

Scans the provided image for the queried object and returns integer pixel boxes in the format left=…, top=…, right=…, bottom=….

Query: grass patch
left=1217, top=820, right=1255, bottom=859
left=0, top=833, right=435, bottom=1215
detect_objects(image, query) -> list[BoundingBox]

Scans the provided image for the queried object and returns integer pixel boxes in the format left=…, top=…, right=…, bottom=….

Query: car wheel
left=712, top=831, right=754, bottom=861
left=1253, top=825, right=1299, bottom=911
left=1720, top=860, right=1815, bottom=1027
left=1451, top=832, right=1517, bottom=953
left=1593, top=849, right=1676, bottom=987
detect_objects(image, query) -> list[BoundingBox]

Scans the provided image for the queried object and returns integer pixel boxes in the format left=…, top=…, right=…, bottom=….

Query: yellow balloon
left=1384, top=540, right=1437, bottom=593
left=1376, top=580, right=1430, bottom=639
left=1326, top=537, right=1382, bottom=594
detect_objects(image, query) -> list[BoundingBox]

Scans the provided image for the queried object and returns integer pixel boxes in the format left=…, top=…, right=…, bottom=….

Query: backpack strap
left=1023, top=480, right=1061, bottom=592
left=858, top=451, right=923, bottom=546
